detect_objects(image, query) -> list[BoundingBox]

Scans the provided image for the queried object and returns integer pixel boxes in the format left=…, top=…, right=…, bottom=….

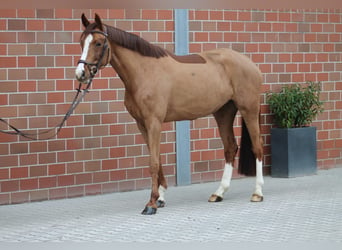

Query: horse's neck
left=109, top=44, right=140, bottom=92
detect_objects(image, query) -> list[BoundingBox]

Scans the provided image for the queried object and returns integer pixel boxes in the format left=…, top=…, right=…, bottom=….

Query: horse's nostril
left=82, top=71, right=85, bottom=77
left=91, top=66, right=97, bottom=75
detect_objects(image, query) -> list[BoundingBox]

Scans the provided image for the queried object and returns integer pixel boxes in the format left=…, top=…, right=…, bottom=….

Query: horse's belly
left=165, top=91, right=231, bottom=122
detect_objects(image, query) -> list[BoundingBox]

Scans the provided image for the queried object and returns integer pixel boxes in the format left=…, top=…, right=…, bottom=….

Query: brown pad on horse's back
left=169, top=53, right=207, bottom=64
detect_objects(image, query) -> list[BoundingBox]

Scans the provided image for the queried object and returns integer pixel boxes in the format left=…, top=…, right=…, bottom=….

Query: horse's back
left=201, top=48, right=262, bottom=82
left=201, top=48, right=262, bottom=95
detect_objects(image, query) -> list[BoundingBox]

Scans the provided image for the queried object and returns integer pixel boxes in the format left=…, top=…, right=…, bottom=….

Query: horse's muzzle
left=75, top=64, right=90, bottom=84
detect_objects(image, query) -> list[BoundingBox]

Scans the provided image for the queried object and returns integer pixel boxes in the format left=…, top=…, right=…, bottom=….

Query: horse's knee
left=252, top=142, right=263, bottom=161
left=224, top=143, right=238, bottom=163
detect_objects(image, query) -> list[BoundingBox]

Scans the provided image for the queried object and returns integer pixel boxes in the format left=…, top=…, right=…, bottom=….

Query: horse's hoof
left=208, top=194, right=223, bottom=202
left=141, top=206, right=157, bottom=215
left=157, top=200, right=166, bottom=208
left=250, top=194, right=264, bottom=202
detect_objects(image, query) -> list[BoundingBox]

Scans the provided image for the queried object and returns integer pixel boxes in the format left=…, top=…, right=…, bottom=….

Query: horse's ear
left=81, top=13, right=90, bottom=28
left=94, top=13, right=104, bottom=31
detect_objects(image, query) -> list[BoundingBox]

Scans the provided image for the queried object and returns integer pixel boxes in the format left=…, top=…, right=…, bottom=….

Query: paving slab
left=0, top=168, right=341, bottom=243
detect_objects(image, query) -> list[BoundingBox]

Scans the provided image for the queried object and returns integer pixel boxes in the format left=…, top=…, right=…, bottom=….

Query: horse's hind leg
left=239, top=107, right=264, bottom=202
left=209, top=101, right=238, bottom=202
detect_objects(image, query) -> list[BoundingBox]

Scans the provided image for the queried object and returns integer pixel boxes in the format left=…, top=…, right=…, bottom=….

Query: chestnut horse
left=75, top=14, right=264, bottom=215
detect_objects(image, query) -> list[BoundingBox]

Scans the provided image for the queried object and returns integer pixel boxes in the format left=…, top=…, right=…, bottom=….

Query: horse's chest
left=124, top=91, right=165, bottom=122
left=124, top=93, right=142, bottom=120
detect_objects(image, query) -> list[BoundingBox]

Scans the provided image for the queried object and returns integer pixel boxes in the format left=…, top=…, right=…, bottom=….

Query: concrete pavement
left=0, top=168, right=341, bottom=243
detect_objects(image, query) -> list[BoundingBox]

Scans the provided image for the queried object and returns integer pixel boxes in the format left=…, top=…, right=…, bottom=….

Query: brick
left=47, top=68, right=64, bottom=79
left=66, top=162, right=83, bottom=174
left=252, top=11, right=265, bottom=22
left=58, top=175, right=75, bottom=186
left=10, top=167, right=28, bottom=179
left=67, top=186, right=84, bottom=198
left=202, top=21, right=216, bottom=31
left=84, top=161, right=100, bottom=172
left=36, top=9, right=54, bottom=18
left=279, top=12, right=291, bottom=22
left=9, top=93, right=27, bottom=105
left=76, top=173, right=92, bottom=185
left=125, top=9, right=141, bottom=19
left=8, top=69, right=27, bottom=80
left=126, top=168, right=142, bottom=179
left=49, top=187, right=67, bottom=200
left=157, top=10, right=172, bottom=20
left=238, top=11, right=251, bottom=21
left=39, top=176, right=57, bottom=189
left=18, top=56, right=36, bottom=67
left=266, top=12, right=278, bottom=21
left=38, top=152, right=56, bottom=164
left=224, top=11, right=237, bottom=20
left=0, top=94, right=8, bottom=105
left=30, top=190, right=49, bottom=202
left=84, top=114, right=101, bottom=125
left=0, top=193, right=10, bottom=205
left=29, top=165, right=47, bottom=177
left=75, top=149, right=92, bottom=161
left=223, top=32, right=237, bottom=42
left=8, top=19, right=26, bottom=30
left=0, top=81, right=18, bottom=92
left=57, top=151, right=74, bottom=163
left=20, top=178, right=38, bottom=190
left=118, top=158, right=135, bottom=169
left=11, top=192, right=29, bottom=204
left=0, top=155, right=18, bottom=167
left=109, top=9, right=125, bottom=19
left=210, top=10, right=223, bottom=20
left=0, top=9, right=16, bottom=18
left=157, top=32, right=172, bottom=42
left=18, top=32, right=35, bottom=43
left=102, top=159, right=118, bottom=170
left=64, top=20, right=81, bottom=31
left=133, top=20, right=148, bottom=31
left=55, top=9, right=73, bottom=19
left=0, top=32, right=16, bottom=43
left=85, top=184, right=102, bottom=195
left=1, top=180, right=19, bottom=192
left=10, top=143, right=28, bottom=154
left=0, top=44, right=6, bottom=55
left=48, top=163, right=66, bottom=175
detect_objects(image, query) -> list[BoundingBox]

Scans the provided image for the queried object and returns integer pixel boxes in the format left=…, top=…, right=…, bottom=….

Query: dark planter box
left=271, top=127, right=317, bottom=178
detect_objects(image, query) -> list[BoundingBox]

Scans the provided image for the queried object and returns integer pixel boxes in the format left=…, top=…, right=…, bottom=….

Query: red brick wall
left=0, top=9, right=341, bottom=205
left=188, top=9, right=341, bottom=182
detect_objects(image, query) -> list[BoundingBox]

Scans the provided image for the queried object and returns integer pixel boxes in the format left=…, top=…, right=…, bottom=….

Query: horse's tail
left=238, top=119, right=256, bottom=176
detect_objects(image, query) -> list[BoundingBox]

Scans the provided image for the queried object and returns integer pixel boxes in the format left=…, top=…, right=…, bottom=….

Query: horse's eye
left=95, top=42, right=102, bottom=47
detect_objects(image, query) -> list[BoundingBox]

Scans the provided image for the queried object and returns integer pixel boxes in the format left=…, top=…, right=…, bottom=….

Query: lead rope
left=0, top=80, right=92, bottom=140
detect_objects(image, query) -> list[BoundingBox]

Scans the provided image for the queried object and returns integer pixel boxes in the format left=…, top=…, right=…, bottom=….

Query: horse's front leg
left=141, top=118, right=162, bottom=215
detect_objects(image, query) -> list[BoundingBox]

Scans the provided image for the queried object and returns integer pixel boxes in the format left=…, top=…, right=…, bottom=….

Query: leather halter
left=77, top=30, right=110, bottom=77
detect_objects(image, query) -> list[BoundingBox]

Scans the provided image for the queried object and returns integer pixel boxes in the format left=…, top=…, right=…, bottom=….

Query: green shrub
left=266, top=81, right=324, bottom=128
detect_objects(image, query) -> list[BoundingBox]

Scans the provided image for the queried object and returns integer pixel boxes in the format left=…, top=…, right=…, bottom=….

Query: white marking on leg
left=75, top=34, right=93, bottom=79
left=254, top=159, right=264, bottom=197
left=214, top=163, right=233, bottom=198
left=158, top=185, right=166, bottom=202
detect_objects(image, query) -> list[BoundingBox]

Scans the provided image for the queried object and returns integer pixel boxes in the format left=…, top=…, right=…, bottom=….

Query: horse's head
left=75, top=13, right=111, bottom=84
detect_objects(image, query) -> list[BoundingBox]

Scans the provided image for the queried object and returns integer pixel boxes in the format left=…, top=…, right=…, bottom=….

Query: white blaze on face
left=75, top=34, right=93, bottom=79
